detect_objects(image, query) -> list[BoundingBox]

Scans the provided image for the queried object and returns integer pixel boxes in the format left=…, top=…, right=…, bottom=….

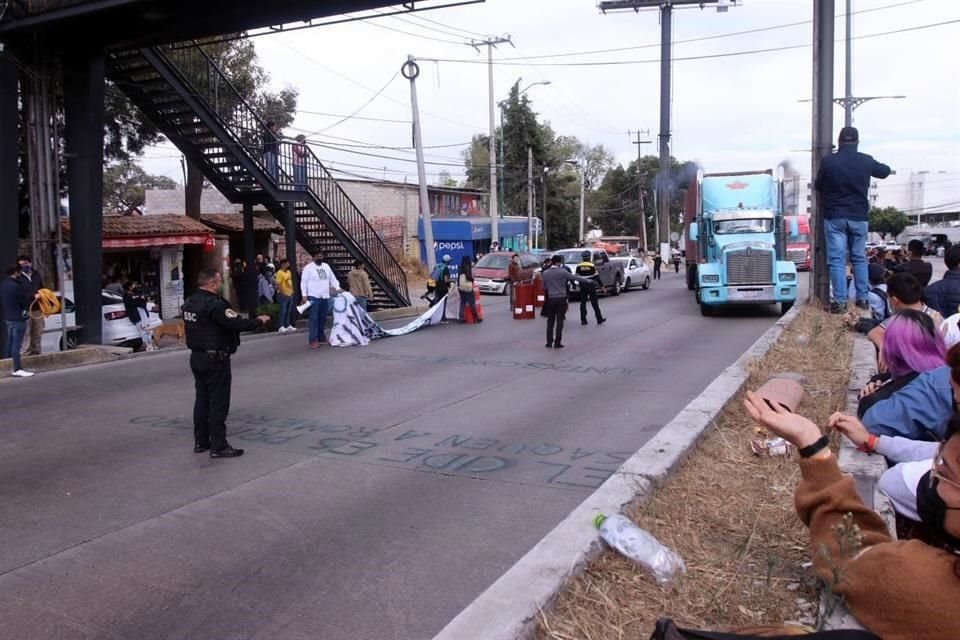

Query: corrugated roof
left=63, top=214, right=212, bottom=237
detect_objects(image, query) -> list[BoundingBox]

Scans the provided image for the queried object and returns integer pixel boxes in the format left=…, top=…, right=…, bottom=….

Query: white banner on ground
left=328, top=292, right=448, bottom=347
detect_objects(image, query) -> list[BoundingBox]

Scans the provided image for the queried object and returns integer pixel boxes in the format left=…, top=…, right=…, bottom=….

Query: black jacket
left=183, top=289, right=260, bottom=353
left=815, top=143, right=891, bottom=221
left=892, top=259, right=933, bottom=287
left=924, top=270, right=960, bottom=318
left=0, top=276, right=32, bottom=322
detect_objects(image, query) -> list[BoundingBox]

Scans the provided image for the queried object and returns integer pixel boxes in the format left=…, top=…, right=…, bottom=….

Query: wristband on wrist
left=798, top=435, right=830, bottom=458
left=856, top=434, right=879, bottom=454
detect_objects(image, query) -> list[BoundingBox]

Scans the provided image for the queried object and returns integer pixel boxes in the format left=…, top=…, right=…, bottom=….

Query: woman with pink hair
left=858, top=309, right=946, bottom=418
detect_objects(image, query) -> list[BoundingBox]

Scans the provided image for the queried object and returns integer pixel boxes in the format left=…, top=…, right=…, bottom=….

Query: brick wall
left=144, top=189, right=242, bottom=215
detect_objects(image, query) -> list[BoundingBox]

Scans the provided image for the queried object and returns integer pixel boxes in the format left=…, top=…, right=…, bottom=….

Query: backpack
left=871, top=287, right=890, bottom=321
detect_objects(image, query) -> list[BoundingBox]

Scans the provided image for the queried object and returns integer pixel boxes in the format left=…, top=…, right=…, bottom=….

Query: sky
left=139, top=0, right=960, bottom=214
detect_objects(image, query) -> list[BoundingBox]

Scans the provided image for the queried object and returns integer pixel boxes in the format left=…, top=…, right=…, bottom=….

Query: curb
left=0, top=346, right=125, bottom=377
left=433, top=303, right=805, bottom=640
left=823, top=334, right=894, bottom=632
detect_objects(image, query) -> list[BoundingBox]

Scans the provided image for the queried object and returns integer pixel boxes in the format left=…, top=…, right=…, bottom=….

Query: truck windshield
left=713, top=219, right=773, bottom=234
left=788, top=233, right=810, bottom=243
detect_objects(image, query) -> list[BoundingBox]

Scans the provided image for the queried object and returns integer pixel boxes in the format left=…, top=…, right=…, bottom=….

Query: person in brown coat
left=743, top=357, right=960, bottom=640
left=508, top=253, right=522, bottom=305
left=347, top=260, right=373, bottom=312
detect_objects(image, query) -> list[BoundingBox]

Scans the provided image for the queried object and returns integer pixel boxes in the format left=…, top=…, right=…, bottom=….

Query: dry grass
left=537, top=307, right=853, bottom=639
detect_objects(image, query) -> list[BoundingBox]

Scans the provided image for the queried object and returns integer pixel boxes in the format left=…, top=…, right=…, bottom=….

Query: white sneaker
left=286, top=326, right=296, bottom=332
left=12, top=369, right=35, bottom=378
left=278, top=326, right=287, bottom=333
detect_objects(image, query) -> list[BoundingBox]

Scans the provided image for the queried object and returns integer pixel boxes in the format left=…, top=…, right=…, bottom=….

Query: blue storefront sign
left=418, top=217, right=530, bottom=276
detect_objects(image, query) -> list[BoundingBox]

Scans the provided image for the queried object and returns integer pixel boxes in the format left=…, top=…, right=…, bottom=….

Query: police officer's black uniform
left=182, top=289, right=261, bottom=457
left=575, top=253, right=606, bottom=326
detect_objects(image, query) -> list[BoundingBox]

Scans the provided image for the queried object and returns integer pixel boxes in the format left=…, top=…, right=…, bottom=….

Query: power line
left=428, top=18, right=960, bottom=67
left=459, top=0, right=924, bottom=62
left=403, top=10, right=490, bottom=39
left=302, top=71, right=400, bottom=135
left=297, top=109, right=409, bottom=124
left=372, top=8, right=472, bottom=40
left=358, top=14, right=465, bottom=45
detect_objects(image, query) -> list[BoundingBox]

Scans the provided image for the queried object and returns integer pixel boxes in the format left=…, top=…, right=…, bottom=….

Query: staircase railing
left=153, top=42, right=408, bottom=303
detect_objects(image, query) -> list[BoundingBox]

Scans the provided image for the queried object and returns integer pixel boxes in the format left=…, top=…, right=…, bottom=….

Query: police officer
left=182, top=268, right=269, bottom=458
left=575, top=250, right=606, bottom=326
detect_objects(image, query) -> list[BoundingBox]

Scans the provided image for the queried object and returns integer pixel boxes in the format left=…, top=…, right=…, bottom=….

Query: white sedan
left=41, top=290, right=163, bottom=352
left=612, top=257, right=652, bottom=292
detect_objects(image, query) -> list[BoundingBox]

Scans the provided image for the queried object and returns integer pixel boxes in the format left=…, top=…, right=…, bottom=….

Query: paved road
left=0, top=271, right=801, bottom=640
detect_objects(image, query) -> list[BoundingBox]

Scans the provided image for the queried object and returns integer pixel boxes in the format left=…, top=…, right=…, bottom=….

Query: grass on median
left=537, top=306, right=853, bottom=639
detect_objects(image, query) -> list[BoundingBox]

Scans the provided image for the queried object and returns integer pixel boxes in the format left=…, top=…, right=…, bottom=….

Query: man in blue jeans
left=1, top=266, right=36, bottom=377
left=300, top=251, right=342, bottom=348
left=815, top=126, right=891, bottom=313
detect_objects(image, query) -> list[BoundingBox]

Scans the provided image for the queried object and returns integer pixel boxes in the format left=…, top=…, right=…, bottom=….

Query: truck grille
left=787, top=249, right=807, bottom=265
left=726, top=249, right=773, bottom=285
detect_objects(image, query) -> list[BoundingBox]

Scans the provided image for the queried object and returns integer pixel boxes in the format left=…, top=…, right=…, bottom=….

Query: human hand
left=858, top=380, right=882, bottom=399
left=743, top=390, right=822, bottom=449
left=828, top=412, right=870, bottom=449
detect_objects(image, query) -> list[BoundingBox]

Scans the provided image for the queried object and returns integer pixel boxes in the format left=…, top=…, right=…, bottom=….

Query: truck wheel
left=780, top=301, right=794, bottom=316
left=700, top=301, right=714, bottom=316
left=612, top=275, right=622, bottom=296
left=642, top=276, right=651, bottom=290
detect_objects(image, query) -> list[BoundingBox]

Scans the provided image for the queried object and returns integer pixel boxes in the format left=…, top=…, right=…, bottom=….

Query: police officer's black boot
left=210, top=445, right=244, bottom=458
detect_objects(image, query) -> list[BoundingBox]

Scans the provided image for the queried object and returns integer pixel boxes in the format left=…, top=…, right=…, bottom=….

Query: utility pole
left=403, top=55, right=436, bottom=271
left=811, top=0, right=835, bottom=305
left=600, top=0, right=736, bottom=260
left=579, top=165, right=586, bottom=245
left=541, top=168, right=549, bottom=249
left=470, top=35, right=513, bottom=248
left=527, top=146, right=534, bottom=250
left=629, top=129, right=651, bottom=254
left=844, top=0, right=853, bottom=128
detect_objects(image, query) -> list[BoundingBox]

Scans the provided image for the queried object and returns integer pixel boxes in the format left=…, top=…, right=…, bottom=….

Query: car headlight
left=702, top=274, right=720, bottom=284
left=779, top=273, right=797, bottom=282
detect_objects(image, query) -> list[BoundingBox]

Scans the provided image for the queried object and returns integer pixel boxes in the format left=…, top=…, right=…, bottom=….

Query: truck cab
left=784, top=215, right=811, bottom=271
left=684, top=169, right=798, bottom=316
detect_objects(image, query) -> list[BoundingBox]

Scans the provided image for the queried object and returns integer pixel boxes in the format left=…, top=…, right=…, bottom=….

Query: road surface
left=0, top=271, right=803, bottom=640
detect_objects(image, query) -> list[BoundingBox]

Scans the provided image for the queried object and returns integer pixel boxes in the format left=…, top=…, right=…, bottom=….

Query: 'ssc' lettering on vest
left=183, top=311, right=198, bottom=322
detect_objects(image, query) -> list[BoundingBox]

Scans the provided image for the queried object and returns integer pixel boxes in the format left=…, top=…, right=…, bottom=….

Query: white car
left=612, top=256, right=652, bottom=291
left=41, top=290, right=163, bottom=352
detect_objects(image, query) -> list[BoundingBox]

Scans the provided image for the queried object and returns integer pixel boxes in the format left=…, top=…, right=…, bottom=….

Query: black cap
left=839, top=126, right=859, bottom=144
left=868, top=262, right=886, bottom=284
left=581, top=250, right=591, bottom=259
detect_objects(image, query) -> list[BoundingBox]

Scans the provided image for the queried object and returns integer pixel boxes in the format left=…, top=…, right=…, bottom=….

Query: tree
left=869, top=206, right=910, bottom=240
left=103, top=160, right=178, bottom=215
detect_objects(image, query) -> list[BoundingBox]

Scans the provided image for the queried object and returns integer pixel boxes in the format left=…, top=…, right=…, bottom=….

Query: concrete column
left=63, top=52, right=106, bottom=344
left=0, top=56, right=20, bottom=346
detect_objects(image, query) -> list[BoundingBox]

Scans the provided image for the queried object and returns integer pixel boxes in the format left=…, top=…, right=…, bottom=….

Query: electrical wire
left=302, top=70, right=400, bottom=135
left=402, top=10, right=489, bottom=39
left=372, top=8, right=472, bottom=40
left=427, top=18, right=960, bottom=67
left=464, top=0, right=925, bottom=62
left=356, top=14, right=466, bottom=45
left=297, top=109, right=409, bottom=124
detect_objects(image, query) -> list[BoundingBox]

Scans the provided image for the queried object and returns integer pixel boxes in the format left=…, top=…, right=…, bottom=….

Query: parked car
left=40, top=290, right=163, bottom=352
left=552, top=248, right=625, bottom=298
left=472, top=251, right=539, bottom=296
left=612, top=256, right=651, bottom=291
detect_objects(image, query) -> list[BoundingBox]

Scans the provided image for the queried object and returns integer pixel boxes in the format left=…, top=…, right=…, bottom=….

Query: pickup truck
left=551, top=248, right=626, bottom=298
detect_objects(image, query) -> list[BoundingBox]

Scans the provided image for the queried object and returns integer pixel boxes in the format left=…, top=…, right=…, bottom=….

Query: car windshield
left=713, top=219, right=773, bottom=234
left=788, top=233, right=810, bottom=243
left=475, top=255, right=511, bottom=269
left=555, top=251, right=583, bottom=265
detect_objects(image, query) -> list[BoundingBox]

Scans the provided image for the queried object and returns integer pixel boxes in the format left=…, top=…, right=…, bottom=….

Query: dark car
left=472, top=251, right=539, bottom=296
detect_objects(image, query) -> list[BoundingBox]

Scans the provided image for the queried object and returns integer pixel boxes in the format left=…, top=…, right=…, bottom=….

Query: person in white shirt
left=300, top=251, right=341, bottom=348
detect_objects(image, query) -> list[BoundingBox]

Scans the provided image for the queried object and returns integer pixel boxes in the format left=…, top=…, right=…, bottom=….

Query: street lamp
left=498, top=79, right=551, bottom=213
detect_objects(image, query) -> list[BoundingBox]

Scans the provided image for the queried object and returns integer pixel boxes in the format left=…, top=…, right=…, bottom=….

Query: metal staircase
left=107, top=43, right=409, bottom=310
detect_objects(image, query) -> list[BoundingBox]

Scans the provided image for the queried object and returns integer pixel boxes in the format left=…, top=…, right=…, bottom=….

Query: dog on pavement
left=152, top=319, right=185, bottom=349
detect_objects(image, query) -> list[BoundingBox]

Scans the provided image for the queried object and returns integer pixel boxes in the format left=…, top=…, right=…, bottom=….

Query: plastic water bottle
left=593, top=513, right=686, bottom=585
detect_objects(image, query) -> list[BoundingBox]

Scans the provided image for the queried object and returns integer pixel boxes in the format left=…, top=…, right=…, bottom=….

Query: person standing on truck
left=892, top=239, right=933, bottom=287
left=814, top=126, right=892, bottom=314
left=575, top=250, right=606, bottom=326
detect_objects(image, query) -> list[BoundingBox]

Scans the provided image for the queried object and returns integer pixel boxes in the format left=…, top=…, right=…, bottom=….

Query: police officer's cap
left=581, top=250, right=590, bottom=260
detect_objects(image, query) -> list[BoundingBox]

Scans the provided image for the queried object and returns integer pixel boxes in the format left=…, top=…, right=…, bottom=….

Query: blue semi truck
left=683, top=168, right=798, bottom=317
